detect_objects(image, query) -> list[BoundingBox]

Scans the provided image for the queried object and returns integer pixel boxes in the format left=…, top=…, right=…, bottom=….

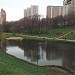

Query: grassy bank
left=0, top=51, right=74, bottom=75
left=39, top=27, right=75, bottom=38
left=5, top=26, right=75, bottom=39
left=61, top=30, right=75, bottom=40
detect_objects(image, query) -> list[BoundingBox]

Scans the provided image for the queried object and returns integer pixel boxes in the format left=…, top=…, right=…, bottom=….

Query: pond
left=2, top=39, right=75, bottom=71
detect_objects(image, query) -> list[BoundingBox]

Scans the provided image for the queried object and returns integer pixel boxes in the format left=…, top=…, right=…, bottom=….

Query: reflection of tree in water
left=38, top=41, right=47, bottom=60
left=0, top=42, right=2, bottom=50
left=46, top=41, right=63, bottom=60
left=6, top=40, right=21, bottom=47
left=62, top=43, right=75, bottom=70
left=6, top=40, right=40, bottom=62
left=0, top=40, right=7, bottom=52
left=19, top=40, right=39, bottom=61
left=20, top=40, right=39, bottom=62
left=46, top=41, right=75, bottom=70
left=5, top=40, right=75, bottom=70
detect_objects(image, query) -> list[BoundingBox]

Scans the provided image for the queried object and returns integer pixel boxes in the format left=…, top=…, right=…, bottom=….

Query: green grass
left=61, top=31, right=75, bottom=40
left=0, top=51, right=48, bottom=75
left=38, top=27, right=75, bottom=38
left=0, top=37, right=2, bottom=42
left=0, top=51, right=74, bottom=75
left=22, top=27, right=75, bottom=39
left=4, top=26, right=75, bottom=41
left=5, top=27, right=75, bottom=38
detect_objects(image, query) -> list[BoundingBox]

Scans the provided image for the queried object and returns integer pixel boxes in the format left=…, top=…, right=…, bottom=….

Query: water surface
left=3, top=40, right=75, bottom=70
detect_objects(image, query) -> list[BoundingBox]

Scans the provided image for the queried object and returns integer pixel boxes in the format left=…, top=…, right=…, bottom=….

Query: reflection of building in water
left=24, top=49, right=31, bottom=59
left=6, top=40, right=75, bottom=70
left=7, top=40, right=47, bottom=62
left=23, top=41, right=48, bottom=61
left=20, top=40, right=39, bottom=62
left=31, top=49, right=37, bottom=61
left=62, top=43, right=75, bottom=70
left=46, top=42, right=63, bottom=60
left=39, top=42, right=47, bottom=60
left=46, top=42, right=75, bottom=70
left=18, top=40, right=32, bottom=59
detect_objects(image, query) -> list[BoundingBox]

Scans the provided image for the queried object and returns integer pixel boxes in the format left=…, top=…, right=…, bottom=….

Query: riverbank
left=0, top=51, right=74, bottom=75
left=5, top=35, right=75, bottom=44
left=5, top=26, right=75, bottom=43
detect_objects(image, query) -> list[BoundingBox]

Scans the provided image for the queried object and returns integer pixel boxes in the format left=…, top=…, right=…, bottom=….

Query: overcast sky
left=0, top=0, right=63, bottom=21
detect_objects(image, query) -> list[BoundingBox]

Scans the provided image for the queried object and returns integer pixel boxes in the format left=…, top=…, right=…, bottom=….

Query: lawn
left=4, top=26, right=75, bottom=41
left=0, top=51, right=74, bottom=75
left=61, top=30, right=75, bottom=40
left=38, top=27, right=75, bottom=38
left=5, top=27, right=75, bottom=38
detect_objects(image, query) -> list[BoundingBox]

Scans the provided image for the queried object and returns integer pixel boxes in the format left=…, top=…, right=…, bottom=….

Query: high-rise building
left=1, top=9, right=6, bottom=25
left=63, top=0, right=68, bottom=16
left=47, top=6, right=63, bottom=18
left=24, top=8, right=31, bottom=18
left=0, top=12, right=2, bottom=25
left=0, top=9, right=6, bottom=25
left=27, top=8, right=31, bottom=18
left=24, top=5, right=39, bottom=18
left=63, top=0, right=73, bottom=16
left=63, top=0, right=74, bottom=25
left=24, top=9, right=27, bottom=18
left=31, top=5, right=38, bottom=18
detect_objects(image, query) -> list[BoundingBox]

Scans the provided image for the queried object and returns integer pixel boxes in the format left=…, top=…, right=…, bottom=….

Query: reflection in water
left=2, top=40, right=75, bottom=70
left=0, top=40, right=7, bottom=52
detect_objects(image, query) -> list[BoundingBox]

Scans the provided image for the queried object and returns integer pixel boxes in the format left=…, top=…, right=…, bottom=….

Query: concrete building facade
left=24, top=5, right=39, bottom=18
left=24, top=9, right=27, bottom=18
left=0, top=9, right=6, bottom=25
left=27, top=8, right=31, bottom=18
left=31, top=5, right=38, bottom=18
left=63, top=0, right=73, bottom=16
left=0, top=12, right=2, bottom=25
left=47, top=6, right=63, bottom=18
left=63, top=0, right=75, bottom=25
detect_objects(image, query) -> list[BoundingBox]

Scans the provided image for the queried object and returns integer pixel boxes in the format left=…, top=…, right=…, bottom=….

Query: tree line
left=3, top=14, right=74, bottom=34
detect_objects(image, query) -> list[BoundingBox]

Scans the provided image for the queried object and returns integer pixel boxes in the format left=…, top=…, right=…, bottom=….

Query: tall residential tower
left=0, top=9, right=6, bottom=25
left=63, top=0, right=74, bottom=25
left=47, top=6, right=63, bottom=18
left=24, top=5, right=39, bottom=18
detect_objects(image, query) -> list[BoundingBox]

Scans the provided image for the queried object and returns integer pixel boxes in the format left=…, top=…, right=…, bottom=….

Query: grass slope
left=61, top=31, right=75, bottom=40
left=5, top=27, right=75, bottom=38
left=0, top=51, right=74, bottom=75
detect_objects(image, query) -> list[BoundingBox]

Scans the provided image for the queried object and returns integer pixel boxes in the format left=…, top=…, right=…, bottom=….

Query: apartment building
left=47, top=6, right=63, bottom=18
left=0, top=12, right=2, bottom=25
left=27, top=8, right=31, bottom=18
left=31, top=5, right=38, bottom=18
left=63, top=0, right=73, bottom=16
left=24, top=9, right=27, bottom=18
left=24, top=5, right=39, bottom=18
left=0, top=9, right=6, bottom=25
left=63, top=0, right=75, bottom=25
